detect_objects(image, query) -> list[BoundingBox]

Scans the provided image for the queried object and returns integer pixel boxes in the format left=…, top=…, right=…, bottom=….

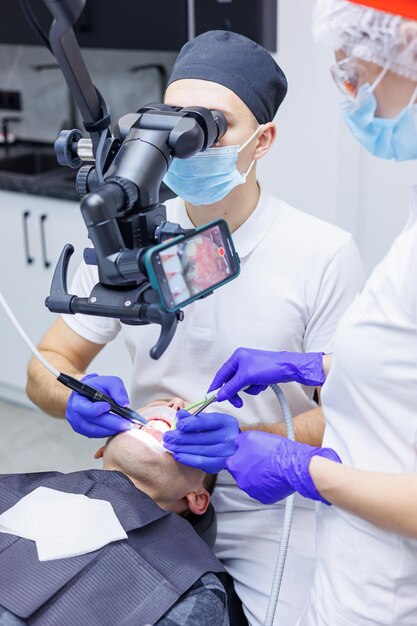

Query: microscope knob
left=76, top=165, right=94, bottom=197
left=106, top=176, right=138, bottom=211
left=54, top=129, right=83, bottom=168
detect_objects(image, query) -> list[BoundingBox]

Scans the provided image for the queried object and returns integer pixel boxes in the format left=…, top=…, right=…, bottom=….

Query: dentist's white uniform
left=63, top=189, right=364, bottom=625
left=299, top=187, right=417, bottom=625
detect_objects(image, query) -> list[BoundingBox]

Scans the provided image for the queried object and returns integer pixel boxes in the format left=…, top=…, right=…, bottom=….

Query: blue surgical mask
left=342, top=67, right=417, bottom=161
left=163, top=125, right=263, bottom=206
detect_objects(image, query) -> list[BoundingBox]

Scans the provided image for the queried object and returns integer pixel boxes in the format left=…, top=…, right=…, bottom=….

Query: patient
left=95, top=397, right=216, bottom=516
left=0, top=399, right=227, bottom=626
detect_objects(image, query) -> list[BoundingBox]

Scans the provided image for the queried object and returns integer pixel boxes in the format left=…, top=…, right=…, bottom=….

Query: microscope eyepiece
left=210, top=110, right=228, bottom=145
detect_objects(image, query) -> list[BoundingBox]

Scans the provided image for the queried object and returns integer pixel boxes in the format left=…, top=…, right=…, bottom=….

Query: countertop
left=0, top=141, right=175, bottom=204
left=0, top=141, right=78, bottom=201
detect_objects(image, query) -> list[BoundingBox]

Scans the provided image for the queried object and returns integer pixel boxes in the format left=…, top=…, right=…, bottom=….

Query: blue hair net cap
left=167, top=30, right=288, bottom=124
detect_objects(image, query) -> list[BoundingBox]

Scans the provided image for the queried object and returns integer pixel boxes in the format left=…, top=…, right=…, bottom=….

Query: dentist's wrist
left=308, top=449, right=342, bottom=504
left=322, top=354, right=333, bottom=378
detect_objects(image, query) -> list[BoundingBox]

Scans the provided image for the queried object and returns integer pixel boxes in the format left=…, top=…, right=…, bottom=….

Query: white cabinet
left=0, top=190, right=132, bottom=405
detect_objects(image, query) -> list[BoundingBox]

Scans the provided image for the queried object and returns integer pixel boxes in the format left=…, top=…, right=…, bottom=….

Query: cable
left=0, top=291, right=59, bottom=378
left=95, top=128, right=108, bottom=186
left=19, top=0, right=52, bottom=52
left=0, top=289, right=148, bottom=426
left=264, top=384, right=296, bottom=626
left=20, top=0, right=111, bottom=174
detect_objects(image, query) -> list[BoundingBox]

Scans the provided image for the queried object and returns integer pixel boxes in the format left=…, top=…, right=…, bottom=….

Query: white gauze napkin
left=0, top=486, right=127, bottom=561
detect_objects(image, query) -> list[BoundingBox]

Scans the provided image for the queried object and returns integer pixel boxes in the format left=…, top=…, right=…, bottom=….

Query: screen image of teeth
left=160, top=226, right=231, bottom=306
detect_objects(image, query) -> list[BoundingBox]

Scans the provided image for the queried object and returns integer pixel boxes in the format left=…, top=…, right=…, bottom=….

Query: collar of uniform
left=176, top=186, right=278, bottom=259
left=410, top=185, right=417, bottom=221
left=405, top=185, right=417, bottom=228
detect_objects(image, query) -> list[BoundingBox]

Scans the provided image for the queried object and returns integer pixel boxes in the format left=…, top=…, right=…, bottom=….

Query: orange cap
left=349, top=0, right=417, bottom=20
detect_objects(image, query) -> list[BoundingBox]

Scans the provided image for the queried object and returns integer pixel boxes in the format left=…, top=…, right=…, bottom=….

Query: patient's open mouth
left=128, top=406, right=176, bottom=450
left=143, top=415, right=173, bottom=443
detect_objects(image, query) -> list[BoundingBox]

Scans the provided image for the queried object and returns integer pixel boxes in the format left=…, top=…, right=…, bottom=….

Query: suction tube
left=264, top=384, right=296, bottom=626
left=0, top=291, right=59, bottom=378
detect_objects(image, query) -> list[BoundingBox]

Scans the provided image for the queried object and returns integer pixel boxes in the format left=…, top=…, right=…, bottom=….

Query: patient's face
left=101, top=402, right=211, bottom=516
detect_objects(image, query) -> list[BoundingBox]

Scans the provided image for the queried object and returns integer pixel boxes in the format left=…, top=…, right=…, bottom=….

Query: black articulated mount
left=22, top=0, right=228, bottom=359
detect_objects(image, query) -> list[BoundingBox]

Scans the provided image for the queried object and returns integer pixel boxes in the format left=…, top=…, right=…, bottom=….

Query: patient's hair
left=203, top=473, right=217, bottom=495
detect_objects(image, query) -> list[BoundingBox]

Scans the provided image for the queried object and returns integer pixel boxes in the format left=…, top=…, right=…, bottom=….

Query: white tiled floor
left=0, top=399, right=104, bottom=474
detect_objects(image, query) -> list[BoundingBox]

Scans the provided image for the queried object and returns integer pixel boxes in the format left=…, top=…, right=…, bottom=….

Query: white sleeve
left=62, top=261, right=121, bottom=345
left=303, top=236, right=365, bottom=354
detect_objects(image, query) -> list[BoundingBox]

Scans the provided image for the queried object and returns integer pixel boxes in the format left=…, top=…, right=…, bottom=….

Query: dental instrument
left=189, top=394, right=218, bottom=416
left=57, top=373, right=147, bottom=426
left=0, top=290, right=146, bottom=427
left=185, top=394, right=218, bottom=413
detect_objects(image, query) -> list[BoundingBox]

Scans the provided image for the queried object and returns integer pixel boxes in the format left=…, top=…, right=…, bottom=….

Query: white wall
left=258, top=0, right=417, bottom=274
left=0, top=45, right=176, bottom=144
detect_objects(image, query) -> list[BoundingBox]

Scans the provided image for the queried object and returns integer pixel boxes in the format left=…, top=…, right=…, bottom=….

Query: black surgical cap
left=167, top=30, right=288, bottom=124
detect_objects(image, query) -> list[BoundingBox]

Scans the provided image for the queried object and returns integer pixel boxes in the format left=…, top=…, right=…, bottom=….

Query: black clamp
left=83, top=88, right=111, bottom=134
left=46, top=244, right=183, bottom=359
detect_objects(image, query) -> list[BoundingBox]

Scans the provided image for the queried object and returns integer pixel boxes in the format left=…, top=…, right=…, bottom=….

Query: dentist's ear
left=253, top=122, right=277, bottom=161
left=184, top=487, right=210, bottom=515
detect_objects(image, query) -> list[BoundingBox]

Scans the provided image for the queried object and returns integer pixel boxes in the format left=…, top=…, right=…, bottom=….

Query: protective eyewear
left=330, top=56, right=389, bottom=101
left=330, top=57, right=371, bottom=100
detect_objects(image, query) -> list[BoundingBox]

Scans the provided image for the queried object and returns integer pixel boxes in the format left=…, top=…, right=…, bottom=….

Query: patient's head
left=97, top=399, right=216, bottom=516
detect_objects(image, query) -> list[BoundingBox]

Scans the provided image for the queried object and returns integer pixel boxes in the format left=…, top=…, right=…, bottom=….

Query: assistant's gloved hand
left=163, top=410, right=240, bottom=473
left=226, top=431, right=341, bottom=504
left=66, top=373, right=133, bottom=438
left=208, top=348, right=326, bottom=407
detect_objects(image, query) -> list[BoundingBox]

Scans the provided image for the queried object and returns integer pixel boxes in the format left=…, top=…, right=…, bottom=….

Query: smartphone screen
left=147, top=221, right=240, bottom=311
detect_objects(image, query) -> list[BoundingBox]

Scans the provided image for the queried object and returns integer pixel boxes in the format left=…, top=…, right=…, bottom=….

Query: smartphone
left=144, top=219, right=240, bottom=312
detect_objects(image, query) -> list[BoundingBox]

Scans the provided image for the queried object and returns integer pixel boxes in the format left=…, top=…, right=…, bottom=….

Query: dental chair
left=189, top=504, right=249, bottom=626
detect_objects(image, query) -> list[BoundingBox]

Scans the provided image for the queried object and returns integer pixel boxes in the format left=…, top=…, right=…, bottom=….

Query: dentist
left=165, top=2, right=417, bottom=624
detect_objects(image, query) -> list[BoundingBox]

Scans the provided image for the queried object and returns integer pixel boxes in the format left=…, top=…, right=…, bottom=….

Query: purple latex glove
left=163, top=410, right=240, bottom=473
left=208, top=348, right=325, bottom=407
left=226, top=431, right=341, bottom=505
left=66, top=373, right=133, bottom=438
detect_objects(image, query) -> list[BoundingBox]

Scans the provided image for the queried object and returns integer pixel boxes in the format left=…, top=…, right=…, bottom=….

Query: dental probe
left=189, top=394, right=218, bottom=415
left=185, top=395, right=216, bottom=413
left=0, top=290, right=146, bottom=427
left=185, top=385, right=251, bottom=417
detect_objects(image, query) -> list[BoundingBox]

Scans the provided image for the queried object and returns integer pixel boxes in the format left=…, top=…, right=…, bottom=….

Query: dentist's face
left=164, top=79, right=261, bottom=176
left=335, top=50, right=417, bottom=118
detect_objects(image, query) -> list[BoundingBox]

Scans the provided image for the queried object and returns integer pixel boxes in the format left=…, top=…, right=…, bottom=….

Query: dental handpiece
left=57, top=373, right=148, bottom=427
left=0, top=289, right=147, bottom=427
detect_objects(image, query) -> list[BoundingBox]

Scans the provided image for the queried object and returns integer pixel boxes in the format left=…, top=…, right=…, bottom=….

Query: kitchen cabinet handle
left=22, top=211, right=34, bottom=265
left=40, top=214, right=51, bottom=269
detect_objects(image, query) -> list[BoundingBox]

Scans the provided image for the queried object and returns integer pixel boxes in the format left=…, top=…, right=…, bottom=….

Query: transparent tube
left=0, top=290, right=59, bottom=378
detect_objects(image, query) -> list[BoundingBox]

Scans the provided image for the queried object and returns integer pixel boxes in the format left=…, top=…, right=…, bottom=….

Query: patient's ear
left=185, top=488, right=210, bottom=516
left=94, top=446, right=105, bottom=459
